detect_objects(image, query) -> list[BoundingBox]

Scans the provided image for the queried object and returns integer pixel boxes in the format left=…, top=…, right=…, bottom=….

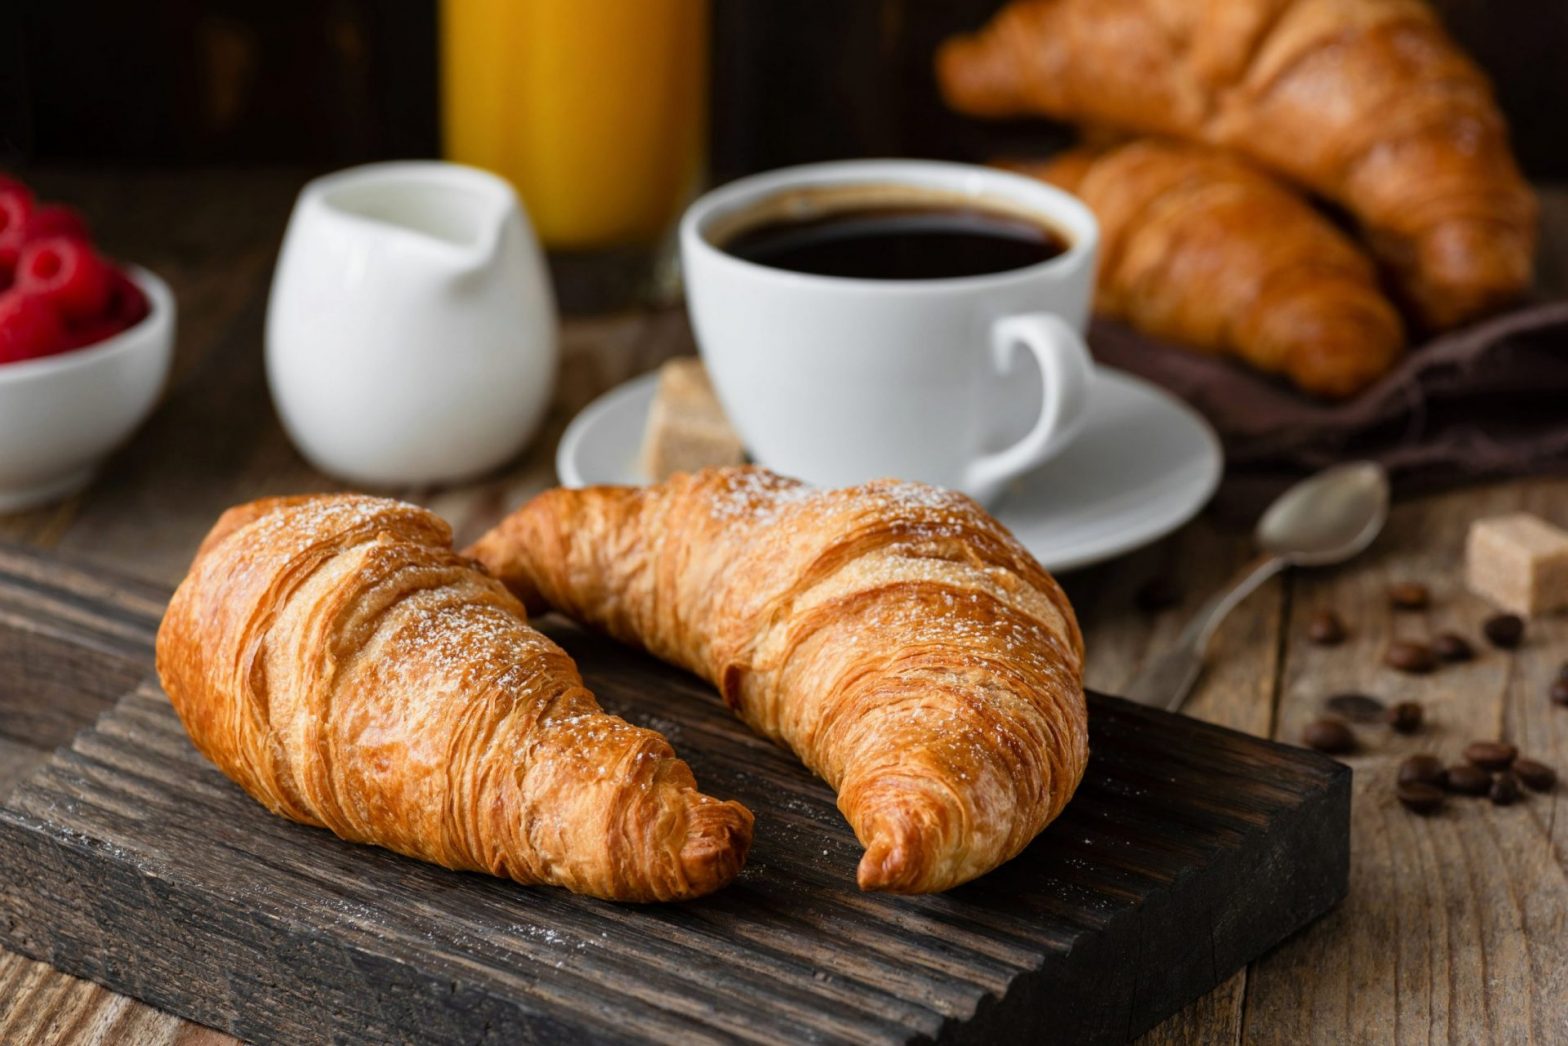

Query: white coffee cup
left=680, top=159, right=1098, bottom=504
left=267, top=161, right=557, bottom=486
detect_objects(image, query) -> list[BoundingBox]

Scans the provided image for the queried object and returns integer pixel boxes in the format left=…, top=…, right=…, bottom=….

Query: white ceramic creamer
left=267, top=161, right=556, bottom=486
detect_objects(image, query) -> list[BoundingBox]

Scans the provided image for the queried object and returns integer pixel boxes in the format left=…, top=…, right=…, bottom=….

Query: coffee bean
left=1396, top=782, right=1445, bottom=815
left=1482, top=613, right=1525, bottom=649
left=1384, top=640, right=1436, bottom=674
left=1463, top=740, right=1517, bottom=771
left=1306, top=609, right=1347, bottom=645
left=1431, top=632, right=1475, bottom=662
left=1444, top=764, right=1492, bottom=796
left=1324, top=692, right=1386, bottom=723
left=1397, top=754, right=1446, bottom=788
left=1489, top=772, right=1522, bottom=806
left=1135, top=576, right=1182, bottom=613
left=1303, top=718, right=1356, bottom=754
left=1558, top=661, right=1568, bottom=683
left=1551, top=680, right=1568, bottom=707
left=1386, top=701, right=1424, bottom=734
left=1513, top=759, right=1557, bottom=792
left=1389, top=581, right=1431, bottom=609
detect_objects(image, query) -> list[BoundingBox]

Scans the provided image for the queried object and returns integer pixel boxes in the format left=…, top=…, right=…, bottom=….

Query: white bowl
left=0, top=267, right=175, bottom=511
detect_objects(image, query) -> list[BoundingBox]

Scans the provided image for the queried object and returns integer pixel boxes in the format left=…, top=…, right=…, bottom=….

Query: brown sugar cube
left=639, top=357, right=746, bottom=481
left=1465, top=513, right=1568, bottom=616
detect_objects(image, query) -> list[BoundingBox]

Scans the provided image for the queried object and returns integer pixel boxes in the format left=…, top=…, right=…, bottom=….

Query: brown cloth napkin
left=1088, top=301, right=1568, bottom=514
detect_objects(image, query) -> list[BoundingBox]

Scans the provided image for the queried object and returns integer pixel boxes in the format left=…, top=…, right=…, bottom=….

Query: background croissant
left=469, top=467, right=1088, bottom=894
left=1008, top=139, right=1406, bottom=398
left=155, top=494, right=753, bottom=902
left=938, top=0, right=1538, bottom=331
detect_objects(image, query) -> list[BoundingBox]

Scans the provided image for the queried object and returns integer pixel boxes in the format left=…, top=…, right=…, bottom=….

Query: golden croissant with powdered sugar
left=156, top=493, right=752, bottom=902
left=470, top=467, right=1088, bottom=893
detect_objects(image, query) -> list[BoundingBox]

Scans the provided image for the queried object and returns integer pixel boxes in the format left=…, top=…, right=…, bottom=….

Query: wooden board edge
left=938, top=758, right=1351, bottom=1045
left=0, top=803, right=609, bottom=1045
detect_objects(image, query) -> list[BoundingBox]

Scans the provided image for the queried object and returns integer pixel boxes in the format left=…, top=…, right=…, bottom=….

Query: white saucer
left=556, top=366, right=1222, bottom=573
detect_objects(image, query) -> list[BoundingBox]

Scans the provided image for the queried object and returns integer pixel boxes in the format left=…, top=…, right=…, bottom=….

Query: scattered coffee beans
left=1463, top=740, right=1517, bottom=771
left=1551, top=680, right=1568, bottom=707
left=1513, top=759, right=1557, bottom=792
left=1396, top=782, right=1446, bottom=815
left=1482, top=613, right=1525, bottom=649
left=1303, top=718, right=1356, bottom=754
left=1389, top=581, right=1431, bottom=609
left=1444, top=764, right=1492, bottom=796
left=1432, top=632, right=1475, bottom=662
left=1386, top=701, right=1424, bottom=734
left=1489, top=771, right=1522, bottom=806
left=1135, top=576, right=1182, bottom=614
left=1398, top=754, right=1446, bottom=788
left=1306, top=609, right=1347, bottom=645
left=1385, top=640, right=1437, bottom=674
left=1324, top=692, right=1386, bottom=723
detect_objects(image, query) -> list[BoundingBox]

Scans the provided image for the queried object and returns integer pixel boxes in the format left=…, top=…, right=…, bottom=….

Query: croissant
left=468, top=467, right=1088, bottom=894
left=937, top=0, right=1538, bottom=330
left=155, top=494, right=752, bottom=902
left=1009, top=140, right=1405, bottom=397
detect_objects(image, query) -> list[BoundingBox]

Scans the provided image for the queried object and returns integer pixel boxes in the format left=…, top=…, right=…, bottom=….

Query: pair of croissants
left=937, top=0, right=1539, bottom=398
left=155, top=468, right=1087, bottom=902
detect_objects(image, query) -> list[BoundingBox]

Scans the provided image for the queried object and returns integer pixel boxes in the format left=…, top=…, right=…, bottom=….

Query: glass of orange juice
left=441, top=0, right=708, bottom=306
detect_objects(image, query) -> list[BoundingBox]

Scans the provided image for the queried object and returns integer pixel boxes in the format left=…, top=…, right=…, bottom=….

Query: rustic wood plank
left=1244, top=477, right=1568, bottom=1043
left=0, top=950, right=226, bottom=1046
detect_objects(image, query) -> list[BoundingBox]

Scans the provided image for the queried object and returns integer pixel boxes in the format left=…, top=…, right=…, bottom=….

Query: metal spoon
left=1124, top=461, right=1390, bottom=713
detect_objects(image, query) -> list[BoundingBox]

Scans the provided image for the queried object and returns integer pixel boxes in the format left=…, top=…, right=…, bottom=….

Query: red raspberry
left=104, top=267, right=149, bottom=327
left=25, top=204, right=90, bottom=243
left=15, top=236, right=111, bottom=322
left=0, top=186, right=35, bottom=275
left=0, top=291, right=68, bottom=364
left=63, top=270, right=149, bottom=349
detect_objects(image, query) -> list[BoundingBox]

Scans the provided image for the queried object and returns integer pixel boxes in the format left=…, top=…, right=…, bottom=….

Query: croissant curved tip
left=853, top=801, right=950, bottom=894
left=934, top=35, right=1017, bottom=117
left=673, top=796, right=755, bottom=899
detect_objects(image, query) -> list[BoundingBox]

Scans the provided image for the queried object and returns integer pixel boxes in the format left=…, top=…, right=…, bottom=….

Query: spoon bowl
left=1125, top=460, right=1389, bottom=712
left=1257, top=461, right=1389, bottom=566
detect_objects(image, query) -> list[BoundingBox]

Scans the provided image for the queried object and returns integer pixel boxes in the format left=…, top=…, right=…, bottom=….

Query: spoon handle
left=1123, top=553, right=1285, bottom=713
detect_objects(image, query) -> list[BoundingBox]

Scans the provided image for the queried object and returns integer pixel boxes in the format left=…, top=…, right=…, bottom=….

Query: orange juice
left=441, top=0, right=709, bottom=251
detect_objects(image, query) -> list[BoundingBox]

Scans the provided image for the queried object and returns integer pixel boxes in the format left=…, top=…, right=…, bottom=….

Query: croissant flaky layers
left=155, top=494, right=753, bottom=902
left=470, top=467, right=1089, bottom=894
left=938, top=0, right=1538, bottom=331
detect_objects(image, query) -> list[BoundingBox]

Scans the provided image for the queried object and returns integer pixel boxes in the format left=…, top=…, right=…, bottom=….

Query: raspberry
left=0, top=187, right=35, bottom=274
left=15, top=236, right=111, bottom=322
left=62, top=314, right=126, bottom=350
left=25, top=204, right=89, bottom=243
left=62, top=271, right=149, bottom=349
left=104, top=268, right=149, bottom=327
left=0, top=291, right=68, bottom=364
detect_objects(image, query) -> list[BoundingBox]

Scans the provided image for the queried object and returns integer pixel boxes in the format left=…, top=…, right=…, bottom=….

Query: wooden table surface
left=2, top=170, right=1566, bottom=1045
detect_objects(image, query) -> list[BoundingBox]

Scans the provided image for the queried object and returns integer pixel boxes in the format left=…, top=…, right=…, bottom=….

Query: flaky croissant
left=469, top=468, right=1088, bottom=894
left=155, top=494, right=752, bottom=902
left=938, top=0, right=1537, bottom=330
left=1009, top=140, right=1405, bottom=397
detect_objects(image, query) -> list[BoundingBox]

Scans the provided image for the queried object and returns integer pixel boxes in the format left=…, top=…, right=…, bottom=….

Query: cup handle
left=963, top=313, right=1094, bottom=503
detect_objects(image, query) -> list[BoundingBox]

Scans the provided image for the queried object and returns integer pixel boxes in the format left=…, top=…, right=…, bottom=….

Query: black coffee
left=721, top=205, right=1067, bottom=280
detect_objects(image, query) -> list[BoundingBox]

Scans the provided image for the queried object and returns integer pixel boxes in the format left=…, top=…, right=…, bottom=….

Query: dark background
left=5, top=0, right=1567, bottom=180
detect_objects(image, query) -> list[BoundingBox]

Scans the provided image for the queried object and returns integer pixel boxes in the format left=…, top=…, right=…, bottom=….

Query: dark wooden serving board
left=0, top=544, right=1350, bottom=1044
